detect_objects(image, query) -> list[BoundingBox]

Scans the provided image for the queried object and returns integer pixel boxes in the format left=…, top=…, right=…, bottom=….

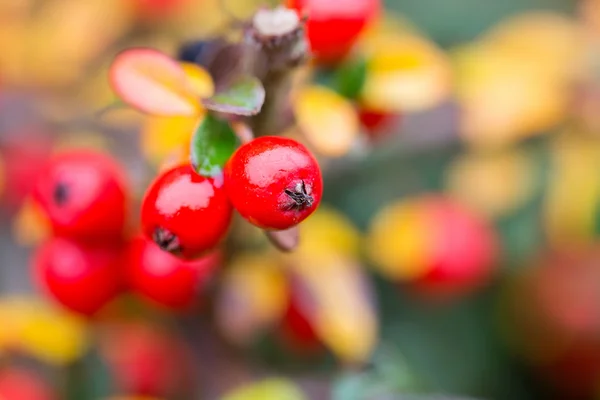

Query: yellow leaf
left=141, top=115, right=200, bottom=167
left=290, top=254, right=378, bottom=364
left=294, top=86, right=359, bottom=157
left=445, top=148, right=536, bottom=219
left=221, top=378, right=305, bottom=400
left=453, top=42, right=568, bottom=149
left=26, top=0, right=133, bottom=88
left=483, top=12, right=583, bottom=80
left=361, top=34, right=452, bottom=112
left=181, top=62, right=215, bottom=98
left=214, top=254, right=289, bottom=346
left=544, top=132, right=600, bottom=244
left=12, top=199, right=52, bottom=247
left=295, top=207, right=362, bottom=258
left=367, top=199, right=434, bottom=281
left=0, top=297, right=88, bottom=366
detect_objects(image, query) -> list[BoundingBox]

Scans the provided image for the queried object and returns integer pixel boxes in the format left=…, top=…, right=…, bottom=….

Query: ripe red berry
left=141, top=164, right=232, bottom=259
left=410, top=198, right=498, bottom=299
left=224, top=136, right=323, bottom=230
left=279, top=293, right=322, bottom=354
left=100, top=323, right=194, bottom=397
left=288, top=0, right=380, bottom=63
left=32, top=150, right=128, bottom=242
left=126, top=235, right=221, bottom=310
left=33, top=237, right=123, bottom=316
left=0, top=368, right=55, bottom=400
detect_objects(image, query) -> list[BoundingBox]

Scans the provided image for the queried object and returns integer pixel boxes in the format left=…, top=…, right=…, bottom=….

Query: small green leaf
left=202, top=75, right=265, bottom=116
left=190, top=114, right=239, bottom=177
left=333, top=57, right=368, bottom=100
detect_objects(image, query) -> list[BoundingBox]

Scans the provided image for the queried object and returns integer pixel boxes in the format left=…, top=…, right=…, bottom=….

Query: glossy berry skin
left=127, top=236, right=221, bottom=310
left=288, top=0, right=380, bottom=63
left=33, top=237, right=123, bottom=316
left=141, top=164, right=232, bottom=259
left=32, top=150, right=128, bottom=242
left=224, top=136, right=323, bottom=230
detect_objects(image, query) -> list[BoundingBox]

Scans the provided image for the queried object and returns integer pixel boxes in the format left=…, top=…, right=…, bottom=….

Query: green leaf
left=190, top=114, right=240, bottom=177
left=202, top=75, right=265, bottom=116
left=333, top=57, right=368, bottom=100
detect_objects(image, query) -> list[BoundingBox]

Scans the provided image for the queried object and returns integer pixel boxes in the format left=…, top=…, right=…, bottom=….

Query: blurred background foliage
left=1, top=0, right=600, bottom=399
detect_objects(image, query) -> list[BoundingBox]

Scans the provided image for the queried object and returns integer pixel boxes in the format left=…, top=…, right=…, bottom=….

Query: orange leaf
left=109, top=48, right=201, bottom=116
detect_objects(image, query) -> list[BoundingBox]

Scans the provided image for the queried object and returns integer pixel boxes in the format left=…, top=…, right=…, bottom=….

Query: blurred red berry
left=1, top=136, right=53, bottom=209
left=33, top=237, right=123, bottom=316
left=141, top=164, right=232, bottom=259
left=101, top=323, right=193, bottom=397
left=279, top=293, right=322, bottom=354
left=224, top=136, right=323, bottom=230
left=411, top=198, right=498, bottom=299
left=358, top=108, right=399, bottom=140
left=288, top=0, right=380, bottom=63
left=126, top=235, right=221, bottom=310
left=0, top=368, right=54, bottom=400
left=32, top=150, right=128, bottom=242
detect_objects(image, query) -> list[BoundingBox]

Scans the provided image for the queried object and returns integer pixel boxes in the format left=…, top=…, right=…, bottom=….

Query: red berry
left=1, top=133, right=53, bottom=209
left=0, top=368, right=55, bottom=400
left=127, top=235, right=221, bottom=310
left=288, top=0, right=380, bottom=63
left=141, top=164, right=232, bottom=259
left=224, top=136, right=323, bottom=230
left=358, top=108, right=399, bottom=140
left=32, top=150, right=128, bottom=242
left=33, top=237, right=123, bottom=316
left=279, top=293, right=322, bottom=354
left=100, top=323, right=194, bottom=397
left=410, top=198, right=498, bottom=299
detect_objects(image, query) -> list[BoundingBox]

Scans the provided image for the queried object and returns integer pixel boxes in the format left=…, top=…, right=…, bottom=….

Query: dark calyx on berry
left=152, top=227, right=182, bottom=254
left=284, top=181, right=314, bottom=211
left=52, top=182, right=70, bottom=206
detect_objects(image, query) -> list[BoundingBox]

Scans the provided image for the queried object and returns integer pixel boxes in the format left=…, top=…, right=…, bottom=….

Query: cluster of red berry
left=143, top=136, right=322, bottom=259
left=28, top=134, right=322, bottom=315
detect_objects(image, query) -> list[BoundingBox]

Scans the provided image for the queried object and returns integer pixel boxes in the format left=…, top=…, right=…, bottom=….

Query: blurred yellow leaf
left=141, top=115, right=200, bottom=167
left=181, top=63, right=215, bottom=98
left=544, top=132, right=600, bottom=244
left=215, top=254, right=289, bottom=346
left=0, top=297, right=88, bottom=366
left=454, top=43, right=568, bottom=148
left=367, top=199, right=433, bottom=281
left=26, top=0, right=133, bottom=88
left=12, top=199, right=52, bottom=247
left=294, top=86, right=359, bottom=157
left=358, top=12, right=420, bottom=52
left=361, top=34, right=452, bottom=113
left=445, top=148, right=536, bottom=219
left=483, top=12, right=583, bottom=80
left=296, top=207, right=362, bottom=258
left=290, top=254, right=378, bottom=364
left=221, top=378, right=305, bottom=400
